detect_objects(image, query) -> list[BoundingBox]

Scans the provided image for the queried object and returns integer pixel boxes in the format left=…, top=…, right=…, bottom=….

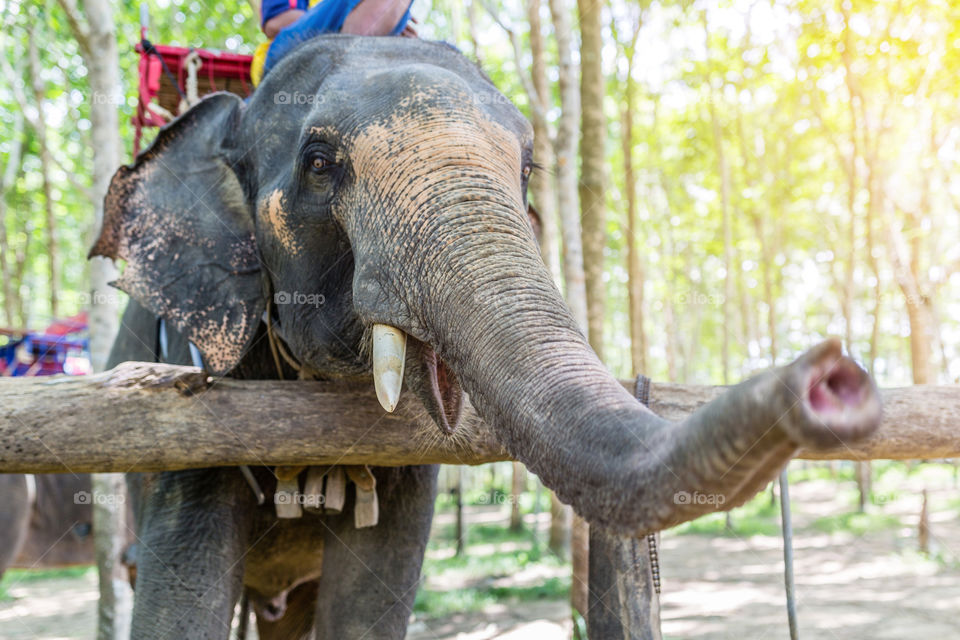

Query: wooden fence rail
left=0, top=362, right=957, bottom=473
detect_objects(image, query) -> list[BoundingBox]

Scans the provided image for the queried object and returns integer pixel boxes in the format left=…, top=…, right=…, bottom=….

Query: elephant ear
left=90, top=93, right=264, bottom=374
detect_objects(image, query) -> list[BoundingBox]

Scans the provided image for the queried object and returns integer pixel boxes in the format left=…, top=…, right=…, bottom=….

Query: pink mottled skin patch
left=261, top=189, right=303, bottom=257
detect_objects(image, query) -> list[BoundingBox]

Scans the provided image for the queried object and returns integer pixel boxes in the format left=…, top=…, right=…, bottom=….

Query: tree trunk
left=752, top=213, right=778, bottom=364
left=549, top=491, right=571, bottom=556
left=570, top=514, right=589, bottom=618
left=622, top=22, right=645, bottom=375
left=855, top=460, right=871, bottom=513
left=588, top=528, right=661, bottom=639
left=78, top=0, right=123, bottom=374
left=454, top=465, right=465, bottom=556
left=885, top=208, right=936, bottom=385
left=905, top=299, right=934, bottom=384
left=532, top=477, right=543, bottom=547
left=466, top=0, right=483, bottom=68
left=12, top=217, right=30, bottom=327
left=510, top=461, right=525, bottom=531
left=704, top=12, right=732, bottom=384
left=549, top=0, right=587, bottom=333
left=91, top=472, right=131, bottom=640
left=578, top=0, right=606, bottom=361
left=663, top=245, right=678, bottom=382
left=918, top=488, right=930, bottom=554
left=59, top=0, right=129, bottom=635
left=865, top=167, right=881, bottom=376
left=527, top=0, right=561, bottom=282
left=27, top=28, right=60, bottom=319
left=0, top=110, right=24, bottom=327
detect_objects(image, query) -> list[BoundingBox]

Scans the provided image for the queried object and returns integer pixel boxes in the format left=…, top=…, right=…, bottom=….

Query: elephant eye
left=522, top=165, right=531, bottom=178
left=311, top=156, right=332, bottom=173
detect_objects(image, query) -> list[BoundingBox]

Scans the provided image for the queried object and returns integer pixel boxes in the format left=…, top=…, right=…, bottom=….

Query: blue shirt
left=261, top=0, right=413, bottom=79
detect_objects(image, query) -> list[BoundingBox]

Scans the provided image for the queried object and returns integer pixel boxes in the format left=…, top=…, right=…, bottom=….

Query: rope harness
left=181, top=50, right=202, bottom=112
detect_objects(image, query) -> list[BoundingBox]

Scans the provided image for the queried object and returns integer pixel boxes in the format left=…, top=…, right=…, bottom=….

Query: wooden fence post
left=587, top=526, right=661, bottom=639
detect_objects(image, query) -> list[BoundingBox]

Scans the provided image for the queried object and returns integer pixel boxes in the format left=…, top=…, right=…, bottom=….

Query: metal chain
left=634, top=374, right=661, bottom=595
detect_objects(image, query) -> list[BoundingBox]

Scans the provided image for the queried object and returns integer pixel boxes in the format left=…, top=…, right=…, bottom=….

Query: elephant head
left=92, top=36, right=881, bottom=534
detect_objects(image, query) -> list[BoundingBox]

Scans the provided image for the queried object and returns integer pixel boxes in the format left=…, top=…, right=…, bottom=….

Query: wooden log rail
left=0, top=362, right=957, bottom=473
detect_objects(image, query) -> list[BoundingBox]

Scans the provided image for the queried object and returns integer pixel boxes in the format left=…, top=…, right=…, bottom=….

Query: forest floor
left=2, top=463, right=959, bottom=639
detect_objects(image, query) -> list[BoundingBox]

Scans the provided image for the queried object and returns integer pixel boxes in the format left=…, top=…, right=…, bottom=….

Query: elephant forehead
left=344, top=96, right=525, bottom=184
left=316, top=62, right=531, bottom=141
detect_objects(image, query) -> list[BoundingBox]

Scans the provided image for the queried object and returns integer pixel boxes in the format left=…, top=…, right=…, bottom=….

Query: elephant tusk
left=372, top=323, right=407, bottom=412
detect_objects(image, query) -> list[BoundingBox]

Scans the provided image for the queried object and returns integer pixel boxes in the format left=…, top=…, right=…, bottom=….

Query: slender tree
left=454, top=466, right=465, bottom=556
left=509, top=461, right=525, bottom=532
left=483, top=0, right=560, bottom=281
left=549, top=0, right=587, bottom=333
left=578, top=0, right=606, bottom=362
left=619, top=13, right=646, bottom=374
left=527, top=0, right=561, bottom=281
left=57, top=0, right=130, bottom=636
left=0, top=110, right=24, bottom=327
left=703, top=10, right=732, bottom=384
left=27, top=26, right=60, bottom=319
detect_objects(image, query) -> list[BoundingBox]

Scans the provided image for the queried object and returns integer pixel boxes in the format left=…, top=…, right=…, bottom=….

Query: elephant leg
left=313, top=465, right=438, bottom=639
left=255, top=580, right=320, bottom=639
left=131, top=468, right=251, bottom=639
left=0, top=474, right=31, bottom=579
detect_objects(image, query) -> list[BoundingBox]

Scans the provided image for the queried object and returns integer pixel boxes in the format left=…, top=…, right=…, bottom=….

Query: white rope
left=178, top=50, right=202, bottom=114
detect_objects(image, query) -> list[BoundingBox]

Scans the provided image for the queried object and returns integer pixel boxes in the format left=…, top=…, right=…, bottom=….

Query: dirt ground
left=2, top=478, right=959, bottom=639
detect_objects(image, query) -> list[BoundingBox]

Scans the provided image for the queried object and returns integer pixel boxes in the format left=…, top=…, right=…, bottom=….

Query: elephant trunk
left=349, top=118, right=881, bottom=534
left=403, top=197, right=879, bottom=534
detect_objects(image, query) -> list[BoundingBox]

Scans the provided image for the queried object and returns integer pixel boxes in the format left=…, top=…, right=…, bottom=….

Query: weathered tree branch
left=0, top=361, right=956, bottom=473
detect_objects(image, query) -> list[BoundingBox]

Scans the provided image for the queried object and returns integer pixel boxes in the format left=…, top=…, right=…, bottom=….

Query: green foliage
left=416, top=518, right=569, bottom=619
left=670, top=487, right=782, bottom=537
left=0, top=565, right=95, bottom=602
left=809, top=511, right=902, bottom=536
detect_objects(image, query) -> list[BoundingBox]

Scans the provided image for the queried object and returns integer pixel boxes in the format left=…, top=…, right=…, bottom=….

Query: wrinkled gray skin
left=96, top=36, right=881, bottom=638
left=0, top=474, right=100, bottom=578
left=0, top=474, right=32, bottom=578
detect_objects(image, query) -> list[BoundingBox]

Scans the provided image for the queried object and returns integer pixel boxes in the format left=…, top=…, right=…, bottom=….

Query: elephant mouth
left=422, top=343, right=464, bottom=434
left=403, top=337, right=464, bottom=435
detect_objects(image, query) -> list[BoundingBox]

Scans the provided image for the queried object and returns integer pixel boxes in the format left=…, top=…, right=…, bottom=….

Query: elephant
left=0, top=474, right=97, bottom=580
left=93, top=35, right=881, bottom=638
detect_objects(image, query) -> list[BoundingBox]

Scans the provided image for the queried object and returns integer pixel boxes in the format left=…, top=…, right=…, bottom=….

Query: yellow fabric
left=251, top=40, right=270, bottom=87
